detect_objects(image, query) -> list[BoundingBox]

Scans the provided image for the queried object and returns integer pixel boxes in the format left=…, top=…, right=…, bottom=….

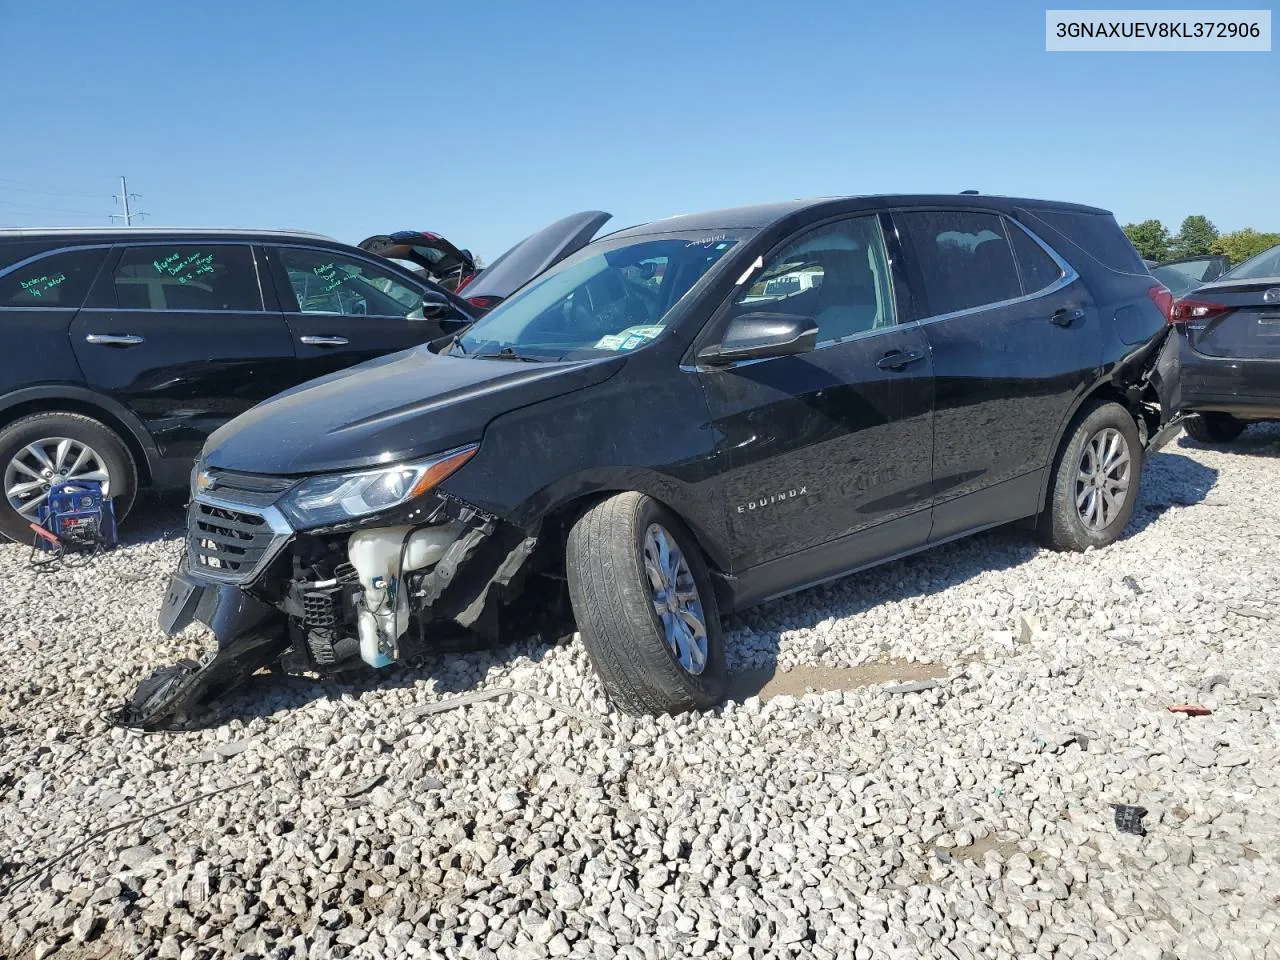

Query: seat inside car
left=812, top=250, right=880, bottom=342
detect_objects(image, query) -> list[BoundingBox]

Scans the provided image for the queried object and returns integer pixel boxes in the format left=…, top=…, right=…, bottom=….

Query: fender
left=1034, top=330, right=1173, bottom=512
left=508, top=466, right=733, bottom=577
left=0, top=383, right=166, bottom=483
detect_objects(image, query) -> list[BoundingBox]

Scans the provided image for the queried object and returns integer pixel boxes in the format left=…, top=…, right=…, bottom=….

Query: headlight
left=278, top=444, right=478, bottom=528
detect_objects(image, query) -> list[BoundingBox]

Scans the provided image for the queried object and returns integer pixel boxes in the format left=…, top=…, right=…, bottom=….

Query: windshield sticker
left=593, top=325, right=663, bottom=352
left=686, top=234, right=728, bottom=248
left=153, top=251, right=216, bottom=285
left=18, top=273, right=68, bottom=298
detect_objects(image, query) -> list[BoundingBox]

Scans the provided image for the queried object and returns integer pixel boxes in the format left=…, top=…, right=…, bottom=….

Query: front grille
left=188, top=502, right=276, bottom=580
left=200, top=469, right=296, bottom=508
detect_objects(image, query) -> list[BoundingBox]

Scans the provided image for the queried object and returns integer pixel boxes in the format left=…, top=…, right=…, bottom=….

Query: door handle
left=1049, top=308, right=1085, bottom=327
left=85, top=334, right=145, bottom=346
left=298, top=336, right=350, bottom=347
left=876, top=349, right=925, bottom=371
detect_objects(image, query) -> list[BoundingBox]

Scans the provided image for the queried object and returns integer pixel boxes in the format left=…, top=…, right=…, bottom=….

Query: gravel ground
left=1, top=427, right=1278, bottom=960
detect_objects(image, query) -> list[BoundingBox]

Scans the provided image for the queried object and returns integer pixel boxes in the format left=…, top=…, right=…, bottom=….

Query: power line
left=0, top=198, right=103, bottom=218
left=0, top=176, right=105, bottom=199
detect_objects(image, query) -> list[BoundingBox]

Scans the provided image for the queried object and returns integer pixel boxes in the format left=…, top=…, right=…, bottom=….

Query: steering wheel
left=568, top=295, right=610, bottom=337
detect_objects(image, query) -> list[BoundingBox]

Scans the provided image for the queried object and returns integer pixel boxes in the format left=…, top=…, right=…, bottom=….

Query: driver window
left=735, top=216, right=897, bottom=344
left=276, top=248, right=428, bottom=318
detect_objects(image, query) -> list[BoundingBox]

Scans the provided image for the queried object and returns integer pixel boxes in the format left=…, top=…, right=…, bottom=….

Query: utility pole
left=110, top=177, right=146, bottom=225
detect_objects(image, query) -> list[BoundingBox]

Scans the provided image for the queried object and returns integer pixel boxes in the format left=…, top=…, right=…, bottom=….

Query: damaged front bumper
left=115, top=477, right=543, bottom=730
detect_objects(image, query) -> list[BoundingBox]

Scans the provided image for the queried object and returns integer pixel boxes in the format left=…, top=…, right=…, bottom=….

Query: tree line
left=1123, top=215, right=1280, bottom=265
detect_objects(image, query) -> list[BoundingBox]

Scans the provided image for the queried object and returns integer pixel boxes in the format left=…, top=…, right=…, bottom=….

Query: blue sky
left=1, top=1, right=1276, bottom=260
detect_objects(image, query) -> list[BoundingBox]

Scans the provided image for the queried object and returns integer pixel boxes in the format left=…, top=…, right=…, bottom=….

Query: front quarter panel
left=438, top=349, right=730, bottom=571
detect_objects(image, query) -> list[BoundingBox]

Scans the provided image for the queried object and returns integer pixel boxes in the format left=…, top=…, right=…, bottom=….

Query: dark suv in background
left=0, top=216, right=612, bottom=543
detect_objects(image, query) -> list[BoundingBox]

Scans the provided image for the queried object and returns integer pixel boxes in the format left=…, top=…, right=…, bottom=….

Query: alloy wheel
left=3, top=437, right=110, bottom=518
left=642, top=523, right=708, bottom=675
left=1075, top=427, right=1131, bottom=530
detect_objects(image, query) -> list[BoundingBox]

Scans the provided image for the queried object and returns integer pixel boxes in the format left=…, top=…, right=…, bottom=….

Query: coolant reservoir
left=347, top=522, right=464, bottom=668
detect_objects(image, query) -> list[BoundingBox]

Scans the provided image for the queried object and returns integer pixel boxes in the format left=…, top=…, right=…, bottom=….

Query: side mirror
left=697, top=312, right=819, bottom=366
left=410, top=288, right=453, bottom=322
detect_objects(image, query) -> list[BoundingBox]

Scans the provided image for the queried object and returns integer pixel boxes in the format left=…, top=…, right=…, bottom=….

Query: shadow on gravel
left=116, top=490, right=188, bottom=546
left=1176, top=421, right=1280, bottom=460
left=1124, top=449, right=1220, bottom=535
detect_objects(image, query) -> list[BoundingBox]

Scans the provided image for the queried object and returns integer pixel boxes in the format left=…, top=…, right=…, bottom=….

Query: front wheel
left=566, top=492, right=725, bottom=715
left=1038, top=402, right=1142, bottom=552
left=1183, top=412, right=1246, bottom=444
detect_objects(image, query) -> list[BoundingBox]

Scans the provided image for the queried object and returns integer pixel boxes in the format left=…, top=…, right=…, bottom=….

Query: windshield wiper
left=472, top=346, right=551, bottom=363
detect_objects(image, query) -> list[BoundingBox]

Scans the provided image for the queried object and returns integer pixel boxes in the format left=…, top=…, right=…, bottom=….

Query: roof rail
left=0, top=226, right=336, bottom=240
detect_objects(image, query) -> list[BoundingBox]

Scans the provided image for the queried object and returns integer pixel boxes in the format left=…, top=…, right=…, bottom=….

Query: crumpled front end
left=114, top=467, right=545, bottom=731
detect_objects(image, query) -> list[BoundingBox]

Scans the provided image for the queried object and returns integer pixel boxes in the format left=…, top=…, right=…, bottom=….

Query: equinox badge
left=737, top=486, right=808, bottom=513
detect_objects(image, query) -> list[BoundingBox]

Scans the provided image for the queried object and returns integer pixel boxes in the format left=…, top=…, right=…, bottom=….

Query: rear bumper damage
left=115, top=490, right=546, bottom=730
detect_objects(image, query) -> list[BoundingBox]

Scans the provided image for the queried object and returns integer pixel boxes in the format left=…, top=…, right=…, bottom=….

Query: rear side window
left=1025, top=210, right=1145, bottom=274
left=1007, top=223, right=1065, bottom=294
left=896, top=211, right=1022, bottom=317
left=109, top=245, right=262, bottom=311
left=0, top=247, right=108, bottom=307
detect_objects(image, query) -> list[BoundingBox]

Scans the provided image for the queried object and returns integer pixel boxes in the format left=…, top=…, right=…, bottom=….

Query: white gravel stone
left=0, top=429, right=1278, bottom=959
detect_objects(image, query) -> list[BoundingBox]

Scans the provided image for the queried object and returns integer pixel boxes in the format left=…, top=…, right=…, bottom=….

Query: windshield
left=453, top=231, right=745, bottom=360
left=1221, top=244, right=1280, bottom=282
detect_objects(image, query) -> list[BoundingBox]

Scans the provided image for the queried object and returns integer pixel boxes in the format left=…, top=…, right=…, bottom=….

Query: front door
left=265, top=245, right=470, bottom=383
left=69, top=242, right=297, bottom=462
left=891, top=209, right=1101, bottom=539
left=696, top=214, right=934, bottom=602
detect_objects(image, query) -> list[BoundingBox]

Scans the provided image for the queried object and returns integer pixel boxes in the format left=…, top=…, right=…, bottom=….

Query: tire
left=1182, top=412, right=1246, bottom=444
left=1037, top=401, right=1142, bottom=552
left=0, top=411, right=138, bottom=544
left=566, top=492, right=725, bottom=715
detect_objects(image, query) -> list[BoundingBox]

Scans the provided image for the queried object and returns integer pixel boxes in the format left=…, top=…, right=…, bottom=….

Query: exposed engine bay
left=113, top=485, right=557, bottom=731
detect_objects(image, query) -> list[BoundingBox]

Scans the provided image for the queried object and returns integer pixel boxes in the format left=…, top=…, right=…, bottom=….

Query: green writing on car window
left=153, top=251, right=216, bottom=285
left=312, top=262, right=353, bottom=293
left=18, top=273, right=68, bottom=298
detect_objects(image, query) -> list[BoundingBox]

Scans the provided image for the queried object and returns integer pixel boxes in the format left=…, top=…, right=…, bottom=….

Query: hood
left=203, top=347, right=624, bottom=475
left=460, top=211, right=611, bottom=302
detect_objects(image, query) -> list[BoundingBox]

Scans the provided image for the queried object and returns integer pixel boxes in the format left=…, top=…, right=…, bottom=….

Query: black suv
left=126, top=195, right=1176, bottom=728
left=0, top=217, right=610, bottom=543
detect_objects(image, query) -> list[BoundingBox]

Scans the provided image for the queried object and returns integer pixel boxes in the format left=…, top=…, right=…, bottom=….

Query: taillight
left=466, top=295, right=501, bottom=311
left=454, top=273, right=475, bottom=294
left=1147, top=284, right=1174, bottom=323
left=1170, top=297, right=1230, bottom=325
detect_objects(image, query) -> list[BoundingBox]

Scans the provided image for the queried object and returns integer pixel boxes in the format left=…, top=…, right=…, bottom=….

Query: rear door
left=264, top=244, right=472, bottom=384
left=69, top=241, right=296, bottom=462
left=892, top=208, right=1099, bottom=540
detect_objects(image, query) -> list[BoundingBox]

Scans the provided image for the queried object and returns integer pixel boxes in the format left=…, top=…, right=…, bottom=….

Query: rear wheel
left=1183, top=412, right=1246, bottom=444
left=566, top=492, right=725, bottom=715
left=0, top=412, right=137, bottom=544
left=1038, top=401, right=1141, bottom=552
